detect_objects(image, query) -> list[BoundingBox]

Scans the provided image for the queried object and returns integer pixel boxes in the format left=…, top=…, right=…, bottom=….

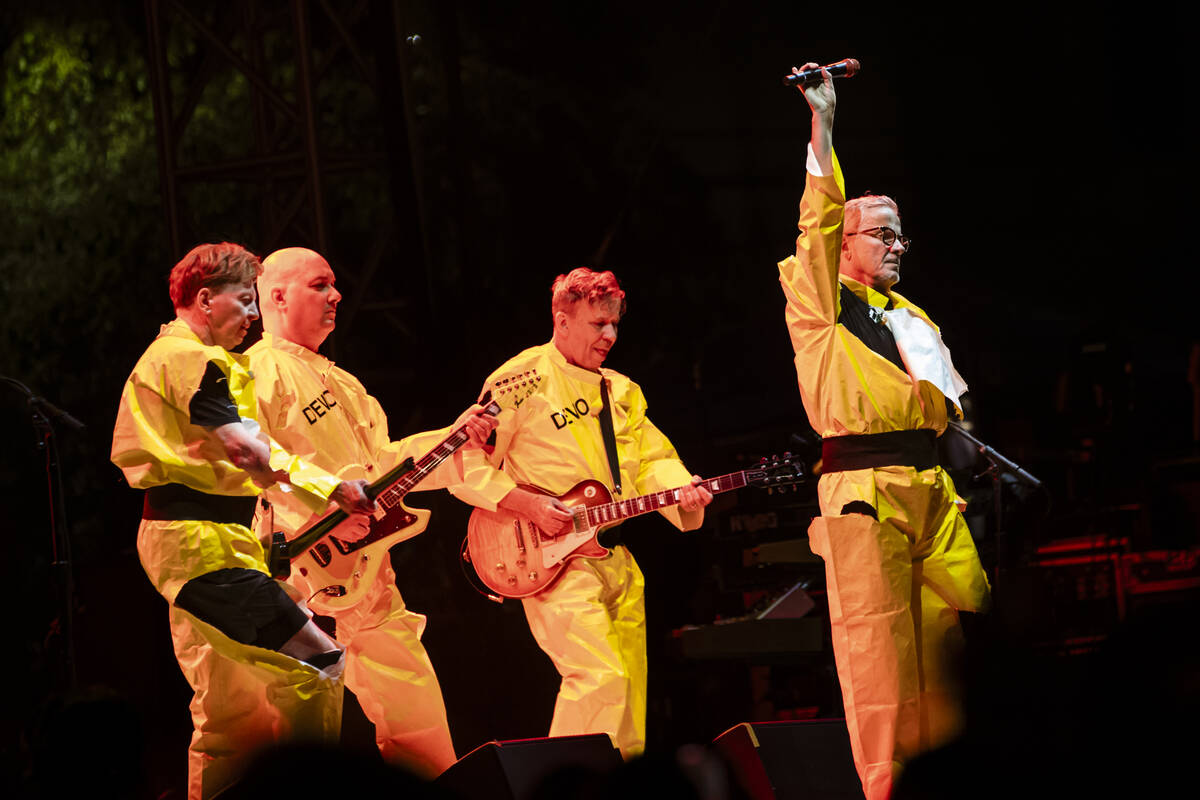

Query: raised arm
left=778, top=61, right=848, bottom=329
left=794, top=62, right=835, bottom=176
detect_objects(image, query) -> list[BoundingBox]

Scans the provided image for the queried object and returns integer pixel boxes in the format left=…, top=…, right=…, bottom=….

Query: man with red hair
left=451, top=267, right=712, bottom=758
left=112, top=242, right=375, bottom=799
left=777, top=66, right=991, bottom=799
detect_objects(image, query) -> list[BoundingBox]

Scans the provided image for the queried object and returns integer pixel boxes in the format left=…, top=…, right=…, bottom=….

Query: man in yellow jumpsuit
left=778, top=67, right=991, bottom=799
left=111, top=242, right=377, bottom=800
left=449, top=267, right=713, bottom=758
left=247, top=247, right=498, bottom=777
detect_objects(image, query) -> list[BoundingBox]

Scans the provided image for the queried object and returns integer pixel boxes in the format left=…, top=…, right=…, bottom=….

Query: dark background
left=1, top=1, right=1196, bottom=796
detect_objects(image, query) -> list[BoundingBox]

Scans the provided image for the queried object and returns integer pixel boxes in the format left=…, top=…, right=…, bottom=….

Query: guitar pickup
left=311, top=542, right=332, bottom=567
left=514, top=520, right=526, bottom=554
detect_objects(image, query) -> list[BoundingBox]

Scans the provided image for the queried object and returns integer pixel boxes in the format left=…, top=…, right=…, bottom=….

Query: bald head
left=258, top=247, right=342, bottom=351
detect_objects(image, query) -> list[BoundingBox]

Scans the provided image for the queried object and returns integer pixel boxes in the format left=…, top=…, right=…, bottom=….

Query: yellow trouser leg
left=522, top=546, right=647, bottom=758
left=809, top=512, right=919, bottom=800
left=908, top=477, right=989, bottom=751
left=169, top=607, right=344, bottom=800
left=335, top=573, right=457, bottom=778
left=813, top=466, right=991, bottom=800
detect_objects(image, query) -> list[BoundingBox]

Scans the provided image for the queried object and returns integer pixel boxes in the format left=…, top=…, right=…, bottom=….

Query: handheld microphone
left=783, top=59, right=861, bottom=87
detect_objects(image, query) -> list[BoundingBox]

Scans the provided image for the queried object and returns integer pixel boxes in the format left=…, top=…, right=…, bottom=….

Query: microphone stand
left=2, top=376, right=84, bottom=690
left=947, top=422, right=1044, bottom=592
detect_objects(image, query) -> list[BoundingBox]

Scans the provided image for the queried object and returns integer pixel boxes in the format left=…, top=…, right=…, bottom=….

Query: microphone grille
left=844, top=58, right=861, bottom=76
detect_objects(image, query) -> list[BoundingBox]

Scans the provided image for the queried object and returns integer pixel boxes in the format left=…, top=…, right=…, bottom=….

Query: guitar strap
left=598, top=377, right=623, bottom=497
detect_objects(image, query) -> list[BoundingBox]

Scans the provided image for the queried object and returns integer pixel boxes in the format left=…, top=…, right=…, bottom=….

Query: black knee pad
left=840, top=500, right=878, bottom=519
left=305, top=650, right=343, bottom=670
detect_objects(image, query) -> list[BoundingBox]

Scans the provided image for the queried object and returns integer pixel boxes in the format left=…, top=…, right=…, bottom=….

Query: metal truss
left=141, top=0, right=431, bottom=347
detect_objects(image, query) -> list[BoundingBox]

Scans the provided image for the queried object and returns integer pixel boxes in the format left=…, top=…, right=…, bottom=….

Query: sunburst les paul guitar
left=267, top=370, right=542, bottom=611
left=464, top=453, right=806, bottom=599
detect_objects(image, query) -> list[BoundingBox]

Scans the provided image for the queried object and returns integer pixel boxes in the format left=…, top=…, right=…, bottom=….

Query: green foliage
left=0, top=16, right=166, bottom=397
left=0, top=14, right=169, bottom=578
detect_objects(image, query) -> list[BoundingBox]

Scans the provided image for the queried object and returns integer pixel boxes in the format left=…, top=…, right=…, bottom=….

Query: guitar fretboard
left=376, top=401, right=501, bottom=509
left=582, top=470, right=757, bottom=527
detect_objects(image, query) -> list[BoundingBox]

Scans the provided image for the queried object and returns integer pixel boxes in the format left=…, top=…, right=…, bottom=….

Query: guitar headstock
left=745, top=452, right=807, bottom=491
left=488, top=369, right=542, bottom=412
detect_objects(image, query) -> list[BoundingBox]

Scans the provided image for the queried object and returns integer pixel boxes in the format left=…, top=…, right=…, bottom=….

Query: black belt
left=822, top=429, right=939, bottom=473
left=143, top=483, right=257, bottom=528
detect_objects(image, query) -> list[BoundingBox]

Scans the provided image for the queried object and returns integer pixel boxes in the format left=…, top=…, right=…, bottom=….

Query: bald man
left=246, top=247, right=497, bottom=777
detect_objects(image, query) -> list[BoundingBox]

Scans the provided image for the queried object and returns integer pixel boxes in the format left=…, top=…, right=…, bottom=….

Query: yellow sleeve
left=447, top=382, right=520, bottom=511
left=778, top=149, right=847, bottom=329
left=111, top=370, right=192, bottom=488
left=266, top=442, right=342, bottom=514
left=627, top=384, right=703, bottom=533
left=111, top=343, right=236, bottom=491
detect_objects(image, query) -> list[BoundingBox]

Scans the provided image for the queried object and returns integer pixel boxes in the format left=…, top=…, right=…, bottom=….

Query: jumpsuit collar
left=159, top=318, right=251, bottom=366
left=160, top=317, right=206, bottom=343
left=839, top=277, right=929, bottom=324
left=547, top=339, right=608, bottom=385
left=257, top=331, right=337, bottom=379
left=839, top=275, right=893, bottom=310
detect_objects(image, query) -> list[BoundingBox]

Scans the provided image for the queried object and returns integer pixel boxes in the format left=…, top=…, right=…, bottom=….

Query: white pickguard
left=540, top=527, right=596, bottom=567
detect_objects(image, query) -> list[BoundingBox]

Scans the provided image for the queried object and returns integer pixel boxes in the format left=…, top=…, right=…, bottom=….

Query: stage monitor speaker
left=435, top=733, right=623, bottom=800
left=713, top=719, right=863, bottom=800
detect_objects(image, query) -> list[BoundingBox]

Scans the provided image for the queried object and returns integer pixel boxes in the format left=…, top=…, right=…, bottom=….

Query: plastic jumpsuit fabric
left=246, top=331, right=465, bottom=777
left=449, top=341, right=704, bottom=759
left=777, top=151, right=991, bottom=800
left=111, top=320, right=345, bottom=800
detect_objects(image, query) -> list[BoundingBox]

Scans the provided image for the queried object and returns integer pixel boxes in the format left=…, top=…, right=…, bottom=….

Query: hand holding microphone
left=782, top=58, right=860, bottom=87
left=789, top=61, right=843, bottom=118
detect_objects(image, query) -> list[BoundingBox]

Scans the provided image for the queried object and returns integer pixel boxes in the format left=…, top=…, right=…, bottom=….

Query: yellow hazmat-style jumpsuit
left=111, top=320, right=344, bottom=800
left=246, top=331, right=466, bottom=777
left=777, top=152, right=991, bottom=800
left=451, top=341, right=703, bottom=758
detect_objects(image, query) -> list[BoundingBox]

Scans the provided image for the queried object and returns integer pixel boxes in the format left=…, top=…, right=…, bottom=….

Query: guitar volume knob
left=506, top=575, right=518, bottom=585
left=528, top=571, right=538, bottom=581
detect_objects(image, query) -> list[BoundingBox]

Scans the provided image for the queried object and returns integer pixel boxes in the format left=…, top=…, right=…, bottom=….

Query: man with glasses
left=776, top=64, right=990, bottom=800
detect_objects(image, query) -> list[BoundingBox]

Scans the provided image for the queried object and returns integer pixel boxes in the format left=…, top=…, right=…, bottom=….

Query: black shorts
left=174, top=568, right=308, bottom=652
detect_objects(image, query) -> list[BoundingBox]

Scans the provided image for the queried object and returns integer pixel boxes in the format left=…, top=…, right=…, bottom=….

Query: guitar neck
left=583, top=470, right=752, bottom=528
left=373, top=415, right=483, bottom=510
left=285, top=400, right=500, bottom=558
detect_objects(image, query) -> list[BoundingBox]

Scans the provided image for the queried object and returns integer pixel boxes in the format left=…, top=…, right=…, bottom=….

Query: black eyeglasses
left=845, top=226, right=911, bottom=251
